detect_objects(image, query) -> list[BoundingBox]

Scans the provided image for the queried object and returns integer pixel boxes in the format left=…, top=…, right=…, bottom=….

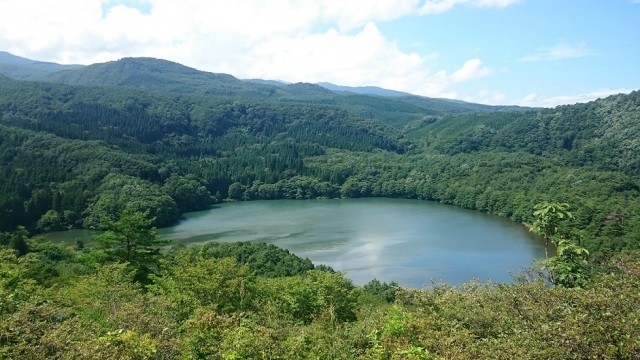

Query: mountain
left=0, top=51, right=83, bottom=80
left=398, top=95, right=532, bottom=114
left=1, top=52, right=639, bottom=360
left=31, top=56, right=493, bottom=124
left=0, top=52, right=537, bottom=130
left=317, top=82, right=410, bottom=97
left=244, top=78, right=288, bottom=87
left=410, top=90, right=640, bottom=178
left=39, top=57, right=279, bottom=97
left=317, top=82, right=532, bottom=114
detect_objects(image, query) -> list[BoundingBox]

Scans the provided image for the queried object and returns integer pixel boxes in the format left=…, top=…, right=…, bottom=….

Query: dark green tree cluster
left=179, top=241, right=316, bottom=278
left=0, top=76, right=409, bottom=232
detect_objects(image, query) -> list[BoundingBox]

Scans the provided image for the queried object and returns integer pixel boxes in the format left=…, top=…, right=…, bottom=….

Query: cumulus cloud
left=466, top=89, right=507, bottom=105
left=244, top=23, right=424, bottom=85
left=520, top=41, right=594, bottom=62
left=419, top=0, right=520, bottom=15
left=405, top=58, right=493, bottom=99
left=0, top=0, right=526, bottom=102
left=0, top=0, right=505, bottom=97
left=315, top=0, right=419, bottom=30
left=450, top=58, right=492, bottom=83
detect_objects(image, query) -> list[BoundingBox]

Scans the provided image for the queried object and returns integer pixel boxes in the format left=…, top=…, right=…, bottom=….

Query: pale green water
left=160, top=198, right=545, bottom=287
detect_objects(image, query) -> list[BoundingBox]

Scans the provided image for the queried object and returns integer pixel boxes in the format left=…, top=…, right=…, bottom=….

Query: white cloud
left=520, top=41, right=594, bottom=62
left=240, top=23, right=427, bottom=86
left=450, top=58, right=492, bottom=83
left=419, top=0, right=520, bottom=15
left=316, top=0, right=419, bottom=30
left=465, top=89, right=507, bottom=105
left=402, top=58, right=493, bottom=99
left=0, top=0, right=522, bottom=101
left=515, top=88, right=634, bottom=108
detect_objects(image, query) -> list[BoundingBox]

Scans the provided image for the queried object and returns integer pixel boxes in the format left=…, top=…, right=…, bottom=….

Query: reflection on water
left=161, top=198, right=545, bottom=287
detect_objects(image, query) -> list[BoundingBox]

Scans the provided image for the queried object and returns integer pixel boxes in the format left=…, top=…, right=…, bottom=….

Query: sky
left=0, top=0, right=639, bottom=107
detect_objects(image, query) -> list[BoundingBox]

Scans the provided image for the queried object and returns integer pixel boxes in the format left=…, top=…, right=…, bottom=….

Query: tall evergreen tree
left=93, top=208, right=168, bottom=283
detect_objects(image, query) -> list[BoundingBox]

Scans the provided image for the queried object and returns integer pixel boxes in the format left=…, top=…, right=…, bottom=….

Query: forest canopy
left=1, top=56, right=639, bottom=358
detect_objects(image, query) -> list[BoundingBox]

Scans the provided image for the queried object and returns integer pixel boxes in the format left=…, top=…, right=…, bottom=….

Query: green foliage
left=0, top=70, right=638, bottom=262
left=1, top=54, right=640, bottom=358
left=92, top=209, right=168, bottom=283
left=525, top=202, right=592, bottom=287
left=189, top=242, right=315, bottom=277
left=0, top=248, right=40, bottom=316
left=95, top=329, right=157, bottom=360
left=150, top=252, right=255, bottom=320
left=540, top=239, right=591, bottom=288
left=162, top=173, right=213, bottom=212
left=85, top=174, right=179, bottom=228
left=363, top=279, right=399, bottom=303
left=530, top=202, right=573, bottom=237
left=258, top=269, right=359, bottom=324
left=2, top=235, right=640, bottom=358
left=9, top=226, right=30, bottom=256
left=36, top=209, right=65, bottom=232
left=528, top=202, right=573, bottom=258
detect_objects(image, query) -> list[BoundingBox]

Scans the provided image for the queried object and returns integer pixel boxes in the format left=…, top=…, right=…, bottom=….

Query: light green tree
left=527, top=202, right=573, bottom=258
left=528, top=202, right=590, bottom=287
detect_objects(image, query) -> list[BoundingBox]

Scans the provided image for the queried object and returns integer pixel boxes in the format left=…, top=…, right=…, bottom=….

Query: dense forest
left=1, top=54, right=639, bottom=358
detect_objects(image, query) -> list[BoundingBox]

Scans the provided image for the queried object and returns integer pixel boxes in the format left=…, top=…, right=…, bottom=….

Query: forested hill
left=2, top=53, right=640, bottom=358
left=0, top=54, right=639, bottom=259
left=0, top=74, right=409, bottom=231
left=40, top=57, right=275, bottom=98
left=411, top=90, right=640, bottom=178
left=1, top=54, right=532, bottom=124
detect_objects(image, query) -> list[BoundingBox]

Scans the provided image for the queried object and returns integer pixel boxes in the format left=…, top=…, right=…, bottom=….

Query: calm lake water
left=160, top=198, right=545, bottom=287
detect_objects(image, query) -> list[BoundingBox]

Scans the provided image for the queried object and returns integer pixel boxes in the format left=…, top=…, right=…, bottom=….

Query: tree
left=162, top=173, right=213, bottom=212
left=84, top=174, right=180, bottom=228
left=93, top=209, right=168, bottom=283
left=258, top=270, right=358, bottom=324
left=10, top=226, right=30, bottom=256
left=36, top=209, right=65, bottom=232
left=150, top=252, right=255, bottom=320
left=527, top=202, right=573, bottom=258
left=540, top=240, right=590, bottom=288
left=527, top=202, right=591, bottom=287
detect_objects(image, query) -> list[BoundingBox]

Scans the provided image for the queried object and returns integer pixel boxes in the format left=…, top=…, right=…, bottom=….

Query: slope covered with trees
left=1, top=54, right=640, bottom=358
left=0, top=57, right=638, bottom=259
left=411, top=91, right=640, bottom=177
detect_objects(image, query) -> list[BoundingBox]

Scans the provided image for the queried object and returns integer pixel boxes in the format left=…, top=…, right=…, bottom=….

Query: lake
left=160, top=198, right=545, bottom=287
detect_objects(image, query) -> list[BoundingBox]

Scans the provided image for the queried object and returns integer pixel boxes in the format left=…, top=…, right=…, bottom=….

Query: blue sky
left=0, top=0, right=638, bottom=107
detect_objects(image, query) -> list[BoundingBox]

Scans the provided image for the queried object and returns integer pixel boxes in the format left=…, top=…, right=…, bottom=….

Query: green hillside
left=39, top=57, right=276, bottom=98
left=1, top=54, right=640, bottom=358
left=410, top=91, right=640, bottom=177
left=0, top=56, right=637, bottom=255
left=0, top=55, right=534, bottom=126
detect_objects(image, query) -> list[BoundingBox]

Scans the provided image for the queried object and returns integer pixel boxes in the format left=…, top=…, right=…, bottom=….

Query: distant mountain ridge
left=0, top=51, right=533, bottom=123
left=316, top=82, right=411, bottom=97
left=0, top=51, right=83, bottom=80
